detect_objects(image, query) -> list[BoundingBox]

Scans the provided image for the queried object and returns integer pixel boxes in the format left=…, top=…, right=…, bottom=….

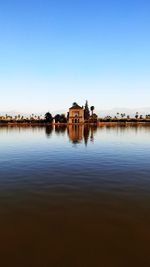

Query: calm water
left=0, top=125, right=150, bottom=267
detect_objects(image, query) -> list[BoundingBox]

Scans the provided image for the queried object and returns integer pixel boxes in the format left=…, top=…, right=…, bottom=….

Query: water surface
left=0, top=125, right=150, bottom=266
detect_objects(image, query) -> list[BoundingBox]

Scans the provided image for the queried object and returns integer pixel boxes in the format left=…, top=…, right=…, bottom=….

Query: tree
left=117, top=112, right=120, bottom=118
left=84, top=100, right=90, bottom=120
left=121, top=113, right=125, bottom=118
left=45, top=112, right=53, bottom=123
left=54, top=114, right=67, bottom=123
left=54, top=114, right=61, bottom=123
left=90, top=113, right=98, bottom=123
left=135, top=112, right=139, bottom=119
left=60, top=114, right=67, bottom=123
left=90, top=106, right=95, bottom=116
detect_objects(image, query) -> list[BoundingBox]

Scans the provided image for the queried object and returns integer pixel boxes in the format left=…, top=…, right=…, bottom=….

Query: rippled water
left=0, top=125, right=150, bottom=267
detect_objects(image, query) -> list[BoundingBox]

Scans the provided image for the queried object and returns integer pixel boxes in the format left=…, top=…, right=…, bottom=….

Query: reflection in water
left=1, top=124, right=150, bottom=143
left=0, top=125, right=150, bottom=266
left=45, top=126, right=53, bottom=137
left=83, top=126, right=90, bottom=146
left=55, top=125, right=66, bottom=134
left=90, top=125, right=97, bottom=142
left=67, top=125, right=83, bottom=144
left=43, top=124, right=150, bottom=145
left=45, top=125, right=95, bottom=145
left=67, top=125, right=97, bottom=145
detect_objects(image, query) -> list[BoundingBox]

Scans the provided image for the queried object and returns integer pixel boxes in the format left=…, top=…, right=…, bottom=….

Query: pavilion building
left=68, top=103, right=84, bottom=124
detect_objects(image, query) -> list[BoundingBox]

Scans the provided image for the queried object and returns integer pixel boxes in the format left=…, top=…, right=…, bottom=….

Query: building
left=68, top=103, right=84, bottom=124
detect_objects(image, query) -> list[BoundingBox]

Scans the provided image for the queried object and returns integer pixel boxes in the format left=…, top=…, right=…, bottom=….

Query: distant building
left=68, top=103, right=84, bottom=124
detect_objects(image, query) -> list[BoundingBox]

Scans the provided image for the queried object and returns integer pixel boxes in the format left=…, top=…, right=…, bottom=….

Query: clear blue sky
left=0, top=0, right=150, bottom=113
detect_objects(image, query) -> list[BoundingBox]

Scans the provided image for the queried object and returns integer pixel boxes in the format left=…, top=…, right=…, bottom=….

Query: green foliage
left=84, top=100, right=90, bottom=120
left=54, top=114, right=67, bottom=123
left=90, top=106, right=95, bottom=115
left=89, top=113, right=98, bottom=123
left=45, top=112, right=53, bottom=123
left=60, top=114, right=67, bottom=123
left=55, top=114, right=61, bottom=123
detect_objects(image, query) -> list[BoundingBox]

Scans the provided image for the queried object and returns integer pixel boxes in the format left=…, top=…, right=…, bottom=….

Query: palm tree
left=84, top=100, right=90, bottom=120
left=135, top=112, right=139, bottom=119
left=121, top=113, right=126, bottom=118
left=117, top=112, right=119, bottom=118
left=90, top=106, right=95, bottom=116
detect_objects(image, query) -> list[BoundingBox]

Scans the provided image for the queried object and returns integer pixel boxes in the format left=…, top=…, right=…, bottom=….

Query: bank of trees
left=1, top=104, right=150, bottom=124
left=84, top=101, right=98, bottom=123
left=99, top=112, right=150, bottom=122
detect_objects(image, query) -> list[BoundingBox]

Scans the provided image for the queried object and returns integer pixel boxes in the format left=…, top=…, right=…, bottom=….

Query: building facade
left=68, top=103, right=84, bottom=124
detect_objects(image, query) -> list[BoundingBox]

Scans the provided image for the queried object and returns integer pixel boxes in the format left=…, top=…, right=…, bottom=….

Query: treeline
left=100, top=112, right=150, bottom=122
left=0, top=101, right=98, bottom=124
left=1, top=106, right=150, bottom=124
left=0, top=111, right=97, bottom=124
left=0, top=113, right=68, bottom=124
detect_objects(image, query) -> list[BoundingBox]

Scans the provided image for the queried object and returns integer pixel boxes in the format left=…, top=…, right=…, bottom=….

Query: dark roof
left=69, top=103, right=83, bottom=110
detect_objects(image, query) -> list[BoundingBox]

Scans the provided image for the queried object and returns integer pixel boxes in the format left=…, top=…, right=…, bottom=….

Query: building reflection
left=45, top=124, right=98, bottom=145
left=44, top=124, right=150, bottom=142
left=67, top=125, right=83, bottom=144
left=67, top=125, right=97, bottom=145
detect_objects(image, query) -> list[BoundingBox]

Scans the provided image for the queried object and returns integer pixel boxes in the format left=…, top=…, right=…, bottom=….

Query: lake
left=0, top=125, right=150, bottom=267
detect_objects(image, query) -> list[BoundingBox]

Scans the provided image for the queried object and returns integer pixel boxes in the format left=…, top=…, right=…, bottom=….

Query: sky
left=0, top=0, right=150, bottom=114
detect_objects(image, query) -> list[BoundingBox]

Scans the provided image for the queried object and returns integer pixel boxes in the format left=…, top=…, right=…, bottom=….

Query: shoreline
left=0, top=121, right=150, bottom=127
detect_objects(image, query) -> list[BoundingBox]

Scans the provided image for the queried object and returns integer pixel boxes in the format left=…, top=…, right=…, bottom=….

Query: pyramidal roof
left=69, top=103, right=83, bottom=110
